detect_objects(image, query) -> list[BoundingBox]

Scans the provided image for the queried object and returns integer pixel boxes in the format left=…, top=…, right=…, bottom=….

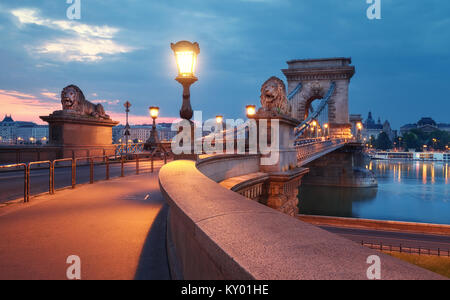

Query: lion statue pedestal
left=40, top=85, right=119, bottom=159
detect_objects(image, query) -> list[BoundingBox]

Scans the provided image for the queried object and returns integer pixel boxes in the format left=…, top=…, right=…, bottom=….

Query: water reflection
left=298, top=161, right=450, bottom=224
left=299, top=186, right=377, bottom=218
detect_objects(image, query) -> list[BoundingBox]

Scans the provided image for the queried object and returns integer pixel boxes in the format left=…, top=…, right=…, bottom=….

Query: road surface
left=0, top=170, right=170, bottom=280
left=320, top=225, right=450, bottom=252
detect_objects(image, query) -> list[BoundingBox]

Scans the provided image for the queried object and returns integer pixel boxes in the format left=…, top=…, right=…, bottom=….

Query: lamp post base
left=176, top=76, right=197, bottom=120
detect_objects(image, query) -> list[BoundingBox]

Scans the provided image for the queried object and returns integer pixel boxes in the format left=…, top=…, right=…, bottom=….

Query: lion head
left=61, top=85, right=85, bottom=110
left=260, top=76, right=290, bottom=115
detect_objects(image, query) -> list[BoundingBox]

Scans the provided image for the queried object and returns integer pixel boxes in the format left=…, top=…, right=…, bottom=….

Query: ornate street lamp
left=123, top=101, right=132, bottom=155
left=145, top=106, right=160, bottom=151
left=324, top=123, right=329, bottom=138
left=171, top=41, right=200, bottom=120
left=356, top=122, right=363, bottom=141
left=246, top=105, right=256, bottom=118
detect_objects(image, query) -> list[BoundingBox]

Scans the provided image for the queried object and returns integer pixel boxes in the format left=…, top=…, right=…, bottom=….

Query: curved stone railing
left=196, top=153, right=260, bottom=182
left=159, top=159, right=443, bottom=280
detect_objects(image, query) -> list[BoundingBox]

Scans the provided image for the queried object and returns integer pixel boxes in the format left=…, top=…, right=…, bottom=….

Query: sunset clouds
left=0, top=1, right=449, bottom=128
left=11, top=8, right=133, bottom=62
left=0, top=89, right=177, bottom=125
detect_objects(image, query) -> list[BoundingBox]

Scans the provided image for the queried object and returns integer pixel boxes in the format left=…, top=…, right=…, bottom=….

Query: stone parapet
left=159, top=160, right=444, bottom=280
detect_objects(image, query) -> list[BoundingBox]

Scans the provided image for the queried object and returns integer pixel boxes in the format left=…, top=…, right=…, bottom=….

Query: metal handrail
left=0, top=153, right=171, bottom=204
left=361, top=241, right=450, bottom=257
left=28, top=160, right=53, bottom=202
left=0, top=163, right=28, bottom=203
left=53, top=158, right=75, bottom=189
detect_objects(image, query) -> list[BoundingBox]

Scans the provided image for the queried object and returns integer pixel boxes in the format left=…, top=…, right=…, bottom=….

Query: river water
left=298, top=160, right=450, bottom=225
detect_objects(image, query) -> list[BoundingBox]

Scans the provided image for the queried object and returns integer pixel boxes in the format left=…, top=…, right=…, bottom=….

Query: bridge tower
left=282, top=58, right=355, bottom=138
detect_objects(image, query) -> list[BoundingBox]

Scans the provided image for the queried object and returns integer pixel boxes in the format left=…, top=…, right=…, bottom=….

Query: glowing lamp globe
left=216, top=115, right=223, bottom=124
left=246, top=105, right=256, bottom=118
left=149, top=106, right=160, bottom=119
left=171, top=41, right=200, bottom=79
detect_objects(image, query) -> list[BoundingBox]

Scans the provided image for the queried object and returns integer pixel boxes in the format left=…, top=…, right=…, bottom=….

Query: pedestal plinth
left=40, top=110, right=119, bottom=158
left=253, top=110, right=310, bottom=216
left=253, top=110, right=300, bottom=173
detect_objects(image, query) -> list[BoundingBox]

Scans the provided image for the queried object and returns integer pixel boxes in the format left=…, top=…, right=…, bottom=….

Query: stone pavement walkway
left=0, top=170, right=170, bottom=280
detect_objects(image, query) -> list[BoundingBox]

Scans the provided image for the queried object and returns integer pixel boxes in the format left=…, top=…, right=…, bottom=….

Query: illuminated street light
left=216, top=115, right=223, bottom=124
left=246, top=105, right=256, bottom=118
left=123, top=101, right=132, bottom=155
left=150, top=106, right=160, bottom=120
left=171, top=41, right=200, bottom=120
left=145, top=106, right=160, bottom=151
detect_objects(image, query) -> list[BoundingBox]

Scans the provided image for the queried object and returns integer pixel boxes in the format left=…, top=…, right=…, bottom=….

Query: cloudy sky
left=0, top=0, right=449, bottom=128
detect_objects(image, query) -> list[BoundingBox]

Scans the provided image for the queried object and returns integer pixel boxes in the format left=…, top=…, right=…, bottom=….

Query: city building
left=400, top=117, right=450, bottom=136
left=361, top=112, right=396, bottom=141
left=0, top=115, right=49, bottom=144
left=112, top=123, right=177, bottom=144
left=0, top=115, right=15, bottom=144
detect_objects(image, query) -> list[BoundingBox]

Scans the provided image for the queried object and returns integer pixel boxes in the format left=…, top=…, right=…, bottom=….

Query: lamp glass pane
left=176, top=51, right=195, bottom=76
left=246, top=106, right=256, bottom=116
left=150, top=108, right=159, bottom=118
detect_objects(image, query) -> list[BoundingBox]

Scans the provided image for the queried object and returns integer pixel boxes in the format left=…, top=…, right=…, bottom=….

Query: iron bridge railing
left=0, top=149, right=172, bottom=204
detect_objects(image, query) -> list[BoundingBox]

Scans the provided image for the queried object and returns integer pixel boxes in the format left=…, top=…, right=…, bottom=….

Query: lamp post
left=312, top=120, right=317, bottom=138
left=171, top=41, right=200, bottom=121
left=324, top=123, right=329, bottom=138
left=123, top=101, right=132, bottom=155
left=356, top=122, right=363, bottom=141
left=145, top=106, right=160, bottom=150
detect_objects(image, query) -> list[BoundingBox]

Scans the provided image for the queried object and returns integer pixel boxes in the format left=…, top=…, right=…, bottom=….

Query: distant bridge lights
left=171, top=41, right=200, bottom=121
left=356, top=122, right=363, bottom=141
left=324, top=123, right=329, bottom=138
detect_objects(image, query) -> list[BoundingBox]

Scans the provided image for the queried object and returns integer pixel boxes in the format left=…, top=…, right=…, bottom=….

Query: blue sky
left=0, top=0, right=449, bottom=128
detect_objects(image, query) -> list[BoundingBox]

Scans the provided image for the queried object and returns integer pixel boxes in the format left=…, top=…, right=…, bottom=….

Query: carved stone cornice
left=282, top=67, right=355, bottom=81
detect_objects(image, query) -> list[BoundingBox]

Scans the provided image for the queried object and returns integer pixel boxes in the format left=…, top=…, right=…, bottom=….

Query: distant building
left=400, top=117, right=450, bottom=136
left=112, top=123, right=177, bottom=144
left=0, top=115, right=49, bottom=144
left=361, top=112, right=396, bottom=141
left=0, top=115, right=15, bottom=144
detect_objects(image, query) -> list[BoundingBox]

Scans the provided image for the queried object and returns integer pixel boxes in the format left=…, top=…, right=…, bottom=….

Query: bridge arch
left=282, top=58, right=355, bottom=138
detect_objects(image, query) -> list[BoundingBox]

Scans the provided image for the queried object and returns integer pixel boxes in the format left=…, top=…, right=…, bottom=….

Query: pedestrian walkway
left=0, top=170, right=170, bottom=280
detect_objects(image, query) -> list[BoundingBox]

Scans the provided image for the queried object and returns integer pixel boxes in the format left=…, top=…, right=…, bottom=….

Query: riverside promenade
left=0, top=170, right=170, bottom=280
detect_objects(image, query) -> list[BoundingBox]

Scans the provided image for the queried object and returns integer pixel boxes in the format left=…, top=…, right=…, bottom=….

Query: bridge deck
left=0, top=172, right=169, bottom=280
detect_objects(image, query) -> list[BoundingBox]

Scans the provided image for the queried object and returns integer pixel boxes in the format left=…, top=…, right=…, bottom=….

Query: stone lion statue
left=260, top=76, right=291, bottom=115
left=61, top=85, right=110, bottom=119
